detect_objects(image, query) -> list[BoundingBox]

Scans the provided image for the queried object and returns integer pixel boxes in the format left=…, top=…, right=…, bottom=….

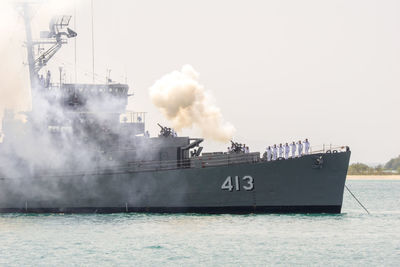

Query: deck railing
left=36, top=145, right=349, bottom=177
left=120, top=111, right=146, bottom=124
left=309, top=145, right=349, bottom=154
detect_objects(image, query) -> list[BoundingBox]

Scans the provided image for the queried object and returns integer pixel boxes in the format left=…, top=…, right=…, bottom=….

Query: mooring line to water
left=345, top=184, right=370, bottom=214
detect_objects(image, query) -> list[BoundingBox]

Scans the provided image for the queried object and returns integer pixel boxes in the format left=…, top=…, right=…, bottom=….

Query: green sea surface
left=0, top=180, right=399, bottom=266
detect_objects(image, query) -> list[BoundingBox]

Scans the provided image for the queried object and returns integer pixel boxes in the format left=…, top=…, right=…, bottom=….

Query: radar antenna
left=34, top=15, right=77, bottom=73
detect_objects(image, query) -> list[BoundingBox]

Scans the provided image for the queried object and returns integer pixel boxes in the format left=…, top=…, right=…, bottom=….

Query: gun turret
left=157, top=123, right=172, bottom=137
left=230, top=140, right=244, bottom=153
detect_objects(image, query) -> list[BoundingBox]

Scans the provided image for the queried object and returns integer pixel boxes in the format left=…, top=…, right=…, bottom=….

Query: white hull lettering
left=221, top=175, right=254, bottom=191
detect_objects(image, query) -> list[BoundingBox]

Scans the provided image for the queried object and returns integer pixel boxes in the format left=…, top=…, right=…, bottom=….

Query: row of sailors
left=266, top=139, right=310, bottom=161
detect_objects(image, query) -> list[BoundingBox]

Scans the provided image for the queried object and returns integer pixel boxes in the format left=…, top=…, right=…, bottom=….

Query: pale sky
left=1, top=0, right=400, bottom=164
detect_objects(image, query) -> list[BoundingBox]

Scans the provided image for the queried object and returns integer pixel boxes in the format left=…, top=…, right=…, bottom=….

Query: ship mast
left=22, top=3, right=38, bottom=107
left=20, top=3, right=77, bottom=111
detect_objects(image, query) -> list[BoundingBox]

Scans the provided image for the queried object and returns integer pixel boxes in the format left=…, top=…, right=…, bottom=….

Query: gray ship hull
left=0, top=151, right=350, bottom=214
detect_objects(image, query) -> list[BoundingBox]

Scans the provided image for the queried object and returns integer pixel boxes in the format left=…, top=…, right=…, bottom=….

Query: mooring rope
left=345, top=184, right=370, bottom=214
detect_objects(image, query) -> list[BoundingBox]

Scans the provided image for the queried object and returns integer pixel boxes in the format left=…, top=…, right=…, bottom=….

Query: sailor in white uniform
left=272, top=144, right=278, bottom=160
left=290, top=141, right=296, bottom=158
left=266, top=146, right=272, bottom=161
left=284, top=143, right=290, bottom=159
left=278, top=144, right=284, bottom=158
left=171, top=129, right=177, bottom=137
left=304, top=138, right=310, bottom=154
left=297, top=140, right=303, bottom=157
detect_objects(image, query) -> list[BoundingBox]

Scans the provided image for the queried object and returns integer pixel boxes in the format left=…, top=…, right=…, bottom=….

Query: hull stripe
left=0, top=205, right=341, bottom=214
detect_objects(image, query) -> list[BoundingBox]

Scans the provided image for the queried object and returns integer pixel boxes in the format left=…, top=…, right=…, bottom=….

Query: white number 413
left=221, top=176, right=254, bottom=191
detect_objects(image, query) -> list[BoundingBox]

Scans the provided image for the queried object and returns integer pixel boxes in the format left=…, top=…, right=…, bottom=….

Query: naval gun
left=230, top=140, right=244, bottom=153
left=157, top=123, right=174, bottom=137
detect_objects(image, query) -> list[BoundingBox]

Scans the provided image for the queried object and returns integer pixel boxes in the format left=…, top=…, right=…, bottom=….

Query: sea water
left=0, top=180, right=399, bottom=266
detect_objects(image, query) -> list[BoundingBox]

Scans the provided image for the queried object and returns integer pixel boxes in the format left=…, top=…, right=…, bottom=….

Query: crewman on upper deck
left=45, top=70, right=51, bottom=88
left=278, top=144, right=284, bottom=158
left=290, top=141, right=296, bottom=158
left=266, top=146, right=272, bottom=161
left=304, top=138, right=310, bottom=154
left=272, top=144, right=277, bottom=160
left=297, top=140, right=303, bottom=157
left=284, top=143, right=290, bottom=159
left=39, top=75, right=45, bottom=87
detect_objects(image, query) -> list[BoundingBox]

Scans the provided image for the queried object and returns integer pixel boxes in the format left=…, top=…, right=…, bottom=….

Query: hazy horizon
left=1, top=0, right=399, bottom=164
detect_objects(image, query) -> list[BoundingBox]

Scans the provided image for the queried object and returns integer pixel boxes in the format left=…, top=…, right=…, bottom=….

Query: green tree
left=385, top=155, right=400, bottom=170
left=348, top=163, right=371, bottom=175
left=374, top=164, right=383, bottom=174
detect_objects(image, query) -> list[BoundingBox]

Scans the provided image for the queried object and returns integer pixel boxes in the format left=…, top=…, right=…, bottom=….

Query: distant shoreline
left=347, top=175, right=400, bottom=180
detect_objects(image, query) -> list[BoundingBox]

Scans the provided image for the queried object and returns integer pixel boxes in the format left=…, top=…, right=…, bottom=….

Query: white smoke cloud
left=0, top=0, right=135, bottom=202
left=149, top=65, right=235, bottom=142
left=0, top=0, right=81, bottom=130
left=0, top=2, right=31, bottom=122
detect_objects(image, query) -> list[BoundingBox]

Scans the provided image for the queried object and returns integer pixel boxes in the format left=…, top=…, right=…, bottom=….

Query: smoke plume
left=0, top=0, right=79, bottom=129
left=149, top=65, right=235, bottom=142
left=0, top=1, right=195, bottom=212
left=0, top=1, right=151, bottom=205
left=0, top=2, right=31, bottom=125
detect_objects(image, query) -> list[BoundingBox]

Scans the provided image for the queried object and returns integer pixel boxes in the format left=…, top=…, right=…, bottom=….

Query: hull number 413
left=221, top=176, right=254, bottom=191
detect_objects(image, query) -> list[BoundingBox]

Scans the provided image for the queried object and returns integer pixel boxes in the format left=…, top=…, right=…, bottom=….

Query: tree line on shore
left=348, top=155, right=400, bottom=175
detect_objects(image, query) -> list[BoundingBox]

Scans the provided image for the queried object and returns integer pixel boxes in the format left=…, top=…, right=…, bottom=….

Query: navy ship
left=0, top=4, right=350, bottom=214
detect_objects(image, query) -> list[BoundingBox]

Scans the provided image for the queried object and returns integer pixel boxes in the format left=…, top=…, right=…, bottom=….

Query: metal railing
left=37, top=152, right=261, bottom=177
left=35, top=145, right=348, bottom=177
left=309, top=144, right=348, bottom=154
left=120, top=111, right=146, bottom=124
left=259, top=144, right=348, bottom=161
